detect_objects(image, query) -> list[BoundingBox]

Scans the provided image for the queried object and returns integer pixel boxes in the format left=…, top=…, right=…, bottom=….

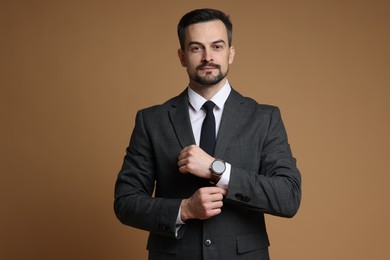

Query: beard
left=191, top=63, right=228, bottom=86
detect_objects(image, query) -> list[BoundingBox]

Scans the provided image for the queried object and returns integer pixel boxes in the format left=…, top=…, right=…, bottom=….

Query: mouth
left=200, top=66, right=217, bottom=71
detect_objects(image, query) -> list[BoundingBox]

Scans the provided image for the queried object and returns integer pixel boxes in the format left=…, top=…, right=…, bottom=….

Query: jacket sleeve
left=225, top=107, right=301, bottom=218
left=114, top=110, right=181, bottom=238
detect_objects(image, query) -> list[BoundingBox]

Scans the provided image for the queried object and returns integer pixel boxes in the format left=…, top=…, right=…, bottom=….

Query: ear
left=228, top=46, right=235, bottom=64
left=178, top=49, right=186, bottom=67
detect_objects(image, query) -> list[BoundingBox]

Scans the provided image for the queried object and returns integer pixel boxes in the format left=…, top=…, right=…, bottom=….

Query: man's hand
left=180, top=187, right=227, bottom=221
left=178, top=145, right=214, bottom=179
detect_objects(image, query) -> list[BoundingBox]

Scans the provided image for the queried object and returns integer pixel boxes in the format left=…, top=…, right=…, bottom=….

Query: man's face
left=178, top=20, right=235, bottom=87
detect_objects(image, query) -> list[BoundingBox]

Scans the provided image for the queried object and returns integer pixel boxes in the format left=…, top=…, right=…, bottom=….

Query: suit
left=114, top=88, right=301, bottom=259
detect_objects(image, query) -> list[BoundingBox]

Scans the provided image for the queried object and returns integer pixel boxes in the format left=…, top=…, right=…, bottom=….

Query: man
left=114, top=8, right=301, bottom=260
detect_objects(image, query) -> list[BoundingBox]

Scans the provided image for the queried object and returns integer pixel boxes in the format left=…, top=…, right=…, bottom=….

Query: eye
left=213, top=44, right=223, bottom=50
left=190, top=45, right=202, bottom=53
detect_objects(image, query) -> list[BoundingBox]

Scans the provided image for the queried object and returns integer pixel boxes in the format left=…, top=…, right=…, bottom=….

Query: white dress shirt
left=187, top=81, right=232, bottom=189
left=176, top=81, right=232, bottom=233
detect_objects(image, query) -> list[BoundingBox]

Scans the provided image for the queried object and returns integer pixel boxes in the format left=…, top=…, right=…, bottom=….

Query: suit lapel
left=168, top=88, right=246, bottom=156
left=214, top=89, right=246, bottom=158
left=168, top=90, right=196, bottom=149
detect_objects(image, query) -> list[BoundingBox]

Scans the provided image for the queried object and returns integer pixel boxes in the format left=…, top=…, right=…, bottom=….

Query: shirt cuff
left=175, top=204, right=185, bottom=237
left=216, top=162, right=231, bottom=190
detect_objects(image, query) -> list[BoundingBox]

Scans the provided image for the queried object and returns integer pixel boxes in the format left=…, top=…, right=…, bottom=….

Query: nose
left=202, top=49, right=213, bottom=63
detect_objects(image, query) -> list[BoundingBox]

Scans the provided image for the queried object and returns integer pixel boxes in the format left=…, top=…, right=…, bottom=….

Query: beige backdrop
left=1, top=0, right=389, bottom=259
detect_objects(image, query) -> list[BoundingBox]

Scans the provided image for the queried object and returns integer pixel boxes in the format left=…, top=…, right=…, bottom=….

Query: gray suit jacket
left=114, top=88, right=301, bottom=260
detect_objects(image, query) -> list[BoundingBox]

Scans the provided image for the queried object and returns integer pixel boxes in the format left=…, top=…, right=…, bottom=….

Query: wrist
left=180, top=199, right=190, bottom=222
left=209, top=159, right=226, bottom=184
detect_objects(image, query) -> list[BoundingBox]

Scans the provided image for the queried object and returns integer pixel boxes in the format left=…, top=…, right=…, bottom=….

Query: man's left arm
left=224, top=107, right=301, bottom=218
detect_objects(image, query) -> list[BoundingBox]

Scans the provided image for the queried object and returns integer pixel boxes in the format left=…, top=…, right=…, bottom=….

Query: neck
left=189, top=78, right=227, bottom=100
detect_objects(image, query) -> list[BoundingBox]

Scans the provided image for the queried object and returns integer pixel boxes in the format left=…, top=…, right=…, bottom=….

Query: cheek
left=187, top=59, right=201, bottom=70
left=184, top=55, right=195, bottom=66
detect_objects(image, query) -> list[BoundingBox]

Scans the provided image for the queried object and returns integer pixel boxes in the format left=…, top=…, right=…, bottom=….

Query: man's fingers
left=210, top=200, right=223, bottom=209
left=209, top=193, right=224, bottom=202
left=209, top=208, right=222, bottom=216
left=177, top=157, right=187, bottom=167
left=200, top=186, right=227, bottom=196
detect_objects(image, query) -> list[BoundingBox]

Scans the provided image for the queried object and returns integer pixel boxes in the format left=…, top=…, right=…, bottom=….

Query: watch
left=210, top=159, right=226, bottom=184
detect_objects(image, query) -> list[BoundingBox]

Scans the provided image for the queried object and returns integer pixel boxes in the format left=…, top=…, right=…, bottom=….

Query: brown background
left=1, top=0, right=389, bottom=259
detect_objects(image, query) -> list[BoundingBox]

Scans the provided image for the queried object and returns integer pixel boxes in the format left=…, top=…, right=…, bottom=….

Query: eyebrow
left=188, top=39, right=226, bottom=46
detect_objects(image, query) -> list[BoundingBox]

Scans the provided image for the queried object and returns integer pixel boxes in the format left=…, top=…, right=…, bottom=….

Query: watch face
left=212, top=160, right=225, bottom=174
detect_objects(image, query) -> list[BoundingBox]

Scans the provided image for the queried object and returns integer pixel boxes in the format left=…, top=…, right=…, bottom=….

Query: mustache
left=196, top=63, right=221, bottom=70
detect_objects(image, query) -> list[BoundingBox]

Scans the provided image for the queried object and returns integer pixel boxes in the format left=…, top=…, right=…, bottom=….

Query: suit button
left=235, top=193, right=243, bottom=200
left=204, top=239, right=212, bottom=247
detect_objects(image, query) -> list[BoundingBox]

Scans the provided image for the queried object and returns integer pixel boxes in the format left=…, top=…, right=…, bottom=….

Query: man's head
left=177, top=8, right=233, bottom=51
left=177, top=9, right=235, bottom=88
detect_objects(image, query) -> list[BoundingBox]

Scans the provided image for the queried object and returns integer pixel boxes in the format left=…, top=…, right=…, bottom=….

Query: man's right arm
left=114, top=110, right=182, bottom=238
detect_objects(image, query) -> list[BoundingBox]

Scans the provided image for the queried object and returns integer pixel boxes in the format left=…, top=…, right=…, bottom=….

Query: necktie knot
left=202, top=100, right=216, bottom=112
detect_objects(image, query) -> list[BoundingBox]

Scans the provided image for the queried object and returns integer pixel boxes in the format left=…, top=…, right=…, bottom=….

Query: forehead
left=185, top=20, right=228, bottom=44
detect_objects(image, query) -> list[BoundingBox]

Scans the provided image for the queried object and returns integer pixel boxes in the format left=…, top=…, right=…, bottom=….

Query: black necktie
left=200, top=101, right=216, bottom=156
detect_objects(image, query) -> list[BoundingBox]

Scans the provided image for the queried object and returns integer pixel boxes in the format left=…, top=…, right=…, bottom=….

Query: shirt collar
left=187, top=80, right=232, bottom=112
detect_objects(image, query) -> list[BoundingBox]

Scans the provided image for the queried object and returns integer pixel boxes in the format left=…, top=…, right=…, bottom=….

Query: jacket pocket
left=236, top=233, right=270, bottom=254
